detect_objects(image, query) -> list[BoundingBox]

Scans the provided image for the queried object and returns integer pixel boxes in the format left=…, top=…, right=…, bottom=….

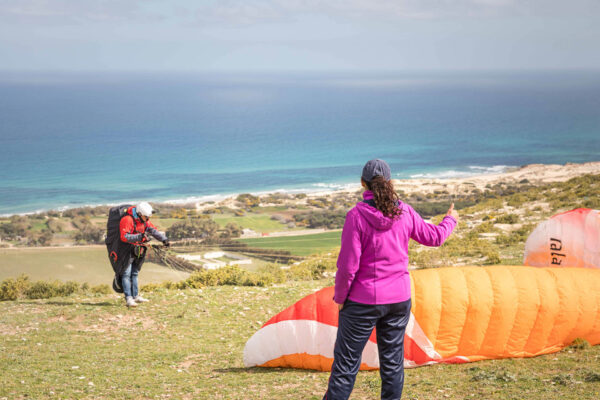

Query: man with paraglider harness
left=105, top=202, right=170, bottom=307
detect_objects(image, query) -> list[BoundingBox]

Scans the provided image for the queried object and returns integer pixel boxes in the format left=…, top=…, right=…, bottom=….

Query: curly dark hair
left=365, top=176, right=402, bottom=219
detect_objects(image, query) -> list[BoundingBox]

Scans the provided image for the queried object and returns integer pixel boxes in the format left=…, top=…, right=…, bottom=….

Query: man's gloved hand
left=163, top=240, right=170, bottom=248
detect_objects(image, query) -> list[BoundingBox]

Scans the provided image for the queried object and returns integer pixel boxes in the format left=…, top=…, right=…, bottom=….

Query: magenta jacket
left=334, top=190, right=457, bottom=305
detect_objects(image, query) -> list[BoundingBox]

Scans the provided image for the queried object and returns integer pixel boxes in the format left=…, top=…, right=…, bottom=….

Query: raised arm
left=409, top=203, right=458, bottom=247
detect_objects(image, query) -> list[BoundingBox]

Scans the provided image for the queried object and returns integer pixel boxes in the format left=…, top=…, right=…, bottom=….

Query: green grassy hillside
left=213, top=213, right=292, bottom=232
left=237, top=231, right=342, bottom=256
left=1, top=281, right=599, bottom=399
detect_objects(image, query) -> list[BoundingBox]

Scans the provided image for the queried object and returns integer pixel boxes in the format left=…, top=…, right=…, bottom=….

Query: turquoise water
left=1, top=71, right=599, bottom=215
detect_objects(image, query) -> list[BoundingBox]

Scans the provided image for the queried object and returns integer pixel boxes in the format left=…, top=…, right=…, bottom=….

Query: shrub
left=0, top=276, right=95, bottom=300
left=221, top=222, right=242, bottom=238
left=583, top=197, right=600, bottom=209
left=256, top=264, right=287, bottom=283
left=56, top=281, right=80, bottom=297
left=507, top=194, right=527, bottom=207
left=71, top=216, right=91, bottom=229
left=294, top=210, right=346, bottom=229
left=28, top=229, right=54, bottom=246
left=482, top=249, right=501, bottom=265
left=409, top=233, right=505, bottom=268
left=182, top=266, right=261, bottom=287
left=236, top=194, right=260, bottom=209
left=140, top=255, right=338, bottom=292
left=167, top=219, right=219, bottom=240
left=495, top=214, right=519, bottom=224
left=412, top=202, right=450, bottom=218
left=583, top=371, right=600, bottom=382
left=24, top=280, right=76, bottom=299
left=494, top=223, right=535, bottom=247
left=90, top=284, right=112, bottom=295
left=69, top=206, right=98, bottom=217
left=551, top=373, right=574, bottom=386
left=473, top=221, right=497, bottom=234
left=170, top=208, right=188, bottom=219
left=495, top=233, right=518, bottom=246
left=568, top=338, right=591, bottom=350
left=24, top=281, right=58, bottom=299
left=0, top=219, right=29, bottom=240
left=74, top=225, right=104, bottom=244
left=282, top=257, right=337, bottom=281
left=46, top=218, right=64, bottom=233
left=260, top=193, right=290, bottom=204
left=24, top=280, right=81, bottom=299
left=0, top=275, right=30, bottom=301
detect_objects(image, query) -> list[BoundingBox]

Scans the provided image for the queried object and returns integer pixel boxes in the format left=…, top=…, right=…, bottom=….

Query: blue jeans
left=324, top=299, right=412, bottom=400
left=121, top=259, right=140, bottom=298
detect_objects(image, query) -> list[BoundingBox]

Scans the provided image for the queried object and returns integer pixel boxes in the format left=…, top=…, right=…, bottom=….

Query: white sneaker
left=134, top=295, right=149, bottom=303
left=126, top=296, right=138, bottom=307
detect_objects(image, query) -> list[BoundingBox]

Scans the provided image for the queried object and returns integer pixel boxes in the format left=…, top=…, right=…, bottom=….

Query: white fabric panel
left=243, top=314, right=446, bottom=369
left=524, top=218, right=562, bottom=266
left=243, top=320, right=380, bottom=368
left=406, top=313, right=442, bottom=361
left=584, top=210, right=600, bottom=267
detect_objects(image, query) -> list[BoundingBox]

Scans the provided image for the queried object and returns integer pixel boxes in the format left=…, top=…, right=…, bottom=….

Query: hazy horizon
left=1, top=1, right=599, bottom=72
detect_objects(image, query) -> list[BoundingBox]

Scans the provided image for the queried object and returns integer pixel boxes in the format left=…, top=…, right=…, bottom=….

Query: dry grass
left=1, top=281, right=599, bottom=399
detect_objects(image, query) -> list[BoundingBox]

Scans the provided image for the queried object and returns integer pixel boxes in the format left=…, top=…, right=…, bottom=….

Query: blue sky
left=1, top=0, right=599, bottom=71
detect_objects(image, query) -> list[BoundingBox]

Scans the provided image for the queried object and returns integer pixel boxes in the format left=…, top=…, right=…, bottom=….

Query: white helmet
left=136, top=202, right=153, bottom=217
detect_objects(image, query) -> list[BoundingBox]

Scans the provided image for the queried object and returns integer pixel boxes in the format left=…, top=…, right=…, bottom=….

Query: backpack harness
left=105, top=205, right=149, bottom=293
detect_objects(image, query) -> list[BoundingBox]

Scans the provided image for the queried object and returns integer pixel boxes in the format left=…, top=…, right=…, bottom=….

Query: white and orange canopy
left=244, top=266, right=600, bottom=371
left=244, top=209, right=600, bottom=371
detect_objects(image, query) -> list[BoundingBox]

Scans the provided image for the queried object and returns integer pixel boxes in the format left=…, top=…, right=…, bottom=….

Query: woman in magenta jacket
left=323, top=159, right=459, bottom=400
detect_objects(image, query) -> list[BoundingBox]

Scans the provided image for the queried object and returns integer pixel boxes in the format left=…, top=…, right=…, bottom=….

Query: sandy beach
left=196, top=161, right=600, bottom=211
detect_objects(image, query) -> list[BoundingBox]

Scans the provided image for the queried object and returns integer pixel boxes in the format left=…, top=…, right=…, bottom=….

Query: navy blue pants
left=324, top=299, right=411, bottom=400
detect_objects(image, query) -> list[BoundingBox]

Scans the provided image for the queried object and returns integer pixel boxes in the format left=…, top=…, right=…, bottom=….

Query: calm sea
left=1, top=71, right=599, bottom=215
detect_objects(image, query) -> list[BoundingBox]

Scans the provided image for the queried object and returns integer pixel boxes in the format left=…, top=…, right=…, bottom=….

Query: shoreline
left=197, top=161, right=600, bottom=212
left=3, top=161, right=599, bottom=218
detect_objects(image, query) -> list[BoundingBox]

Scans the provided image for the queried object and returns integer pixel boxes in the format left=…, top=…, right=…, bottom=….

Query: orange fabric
left=246, top=265, right=600, bottom=371
left=411, top=266, right=600, bottom=361
left=259, top=354, right=378, bottom=371
left=263, top=287, right=338, bottom=329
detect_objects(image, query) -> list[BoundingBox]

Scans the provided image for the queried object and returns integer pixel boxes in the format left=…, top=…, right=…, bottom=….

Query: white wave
left=163, top=194, right=233, bottom=205
left=467, top=165, right=512, bottom=173
left=311, top=182, right=359, bottom=191
left=408, top=165, right=514, bottom=180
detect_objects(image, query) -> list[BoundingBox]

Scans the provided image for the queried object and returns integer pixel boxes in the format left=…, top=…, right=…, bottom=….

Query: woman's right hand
left=447, top=203, right=459, bottom=222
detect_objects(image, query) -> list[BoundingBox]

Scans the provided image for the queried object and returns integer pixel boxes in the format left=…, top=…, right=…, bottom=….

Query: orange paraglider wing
left=244, top=266, right=600, bottom=371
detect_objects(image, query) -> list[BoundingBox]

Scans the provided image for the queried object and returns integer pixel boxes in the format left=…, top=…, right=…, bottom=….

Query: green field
left=238, top=231, right=342, bottom=256
left=0, top=247, right=189, bottom=285
left=1, top=280, right=599, bottom=399
left=213, top=213, right=289, bottom=233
